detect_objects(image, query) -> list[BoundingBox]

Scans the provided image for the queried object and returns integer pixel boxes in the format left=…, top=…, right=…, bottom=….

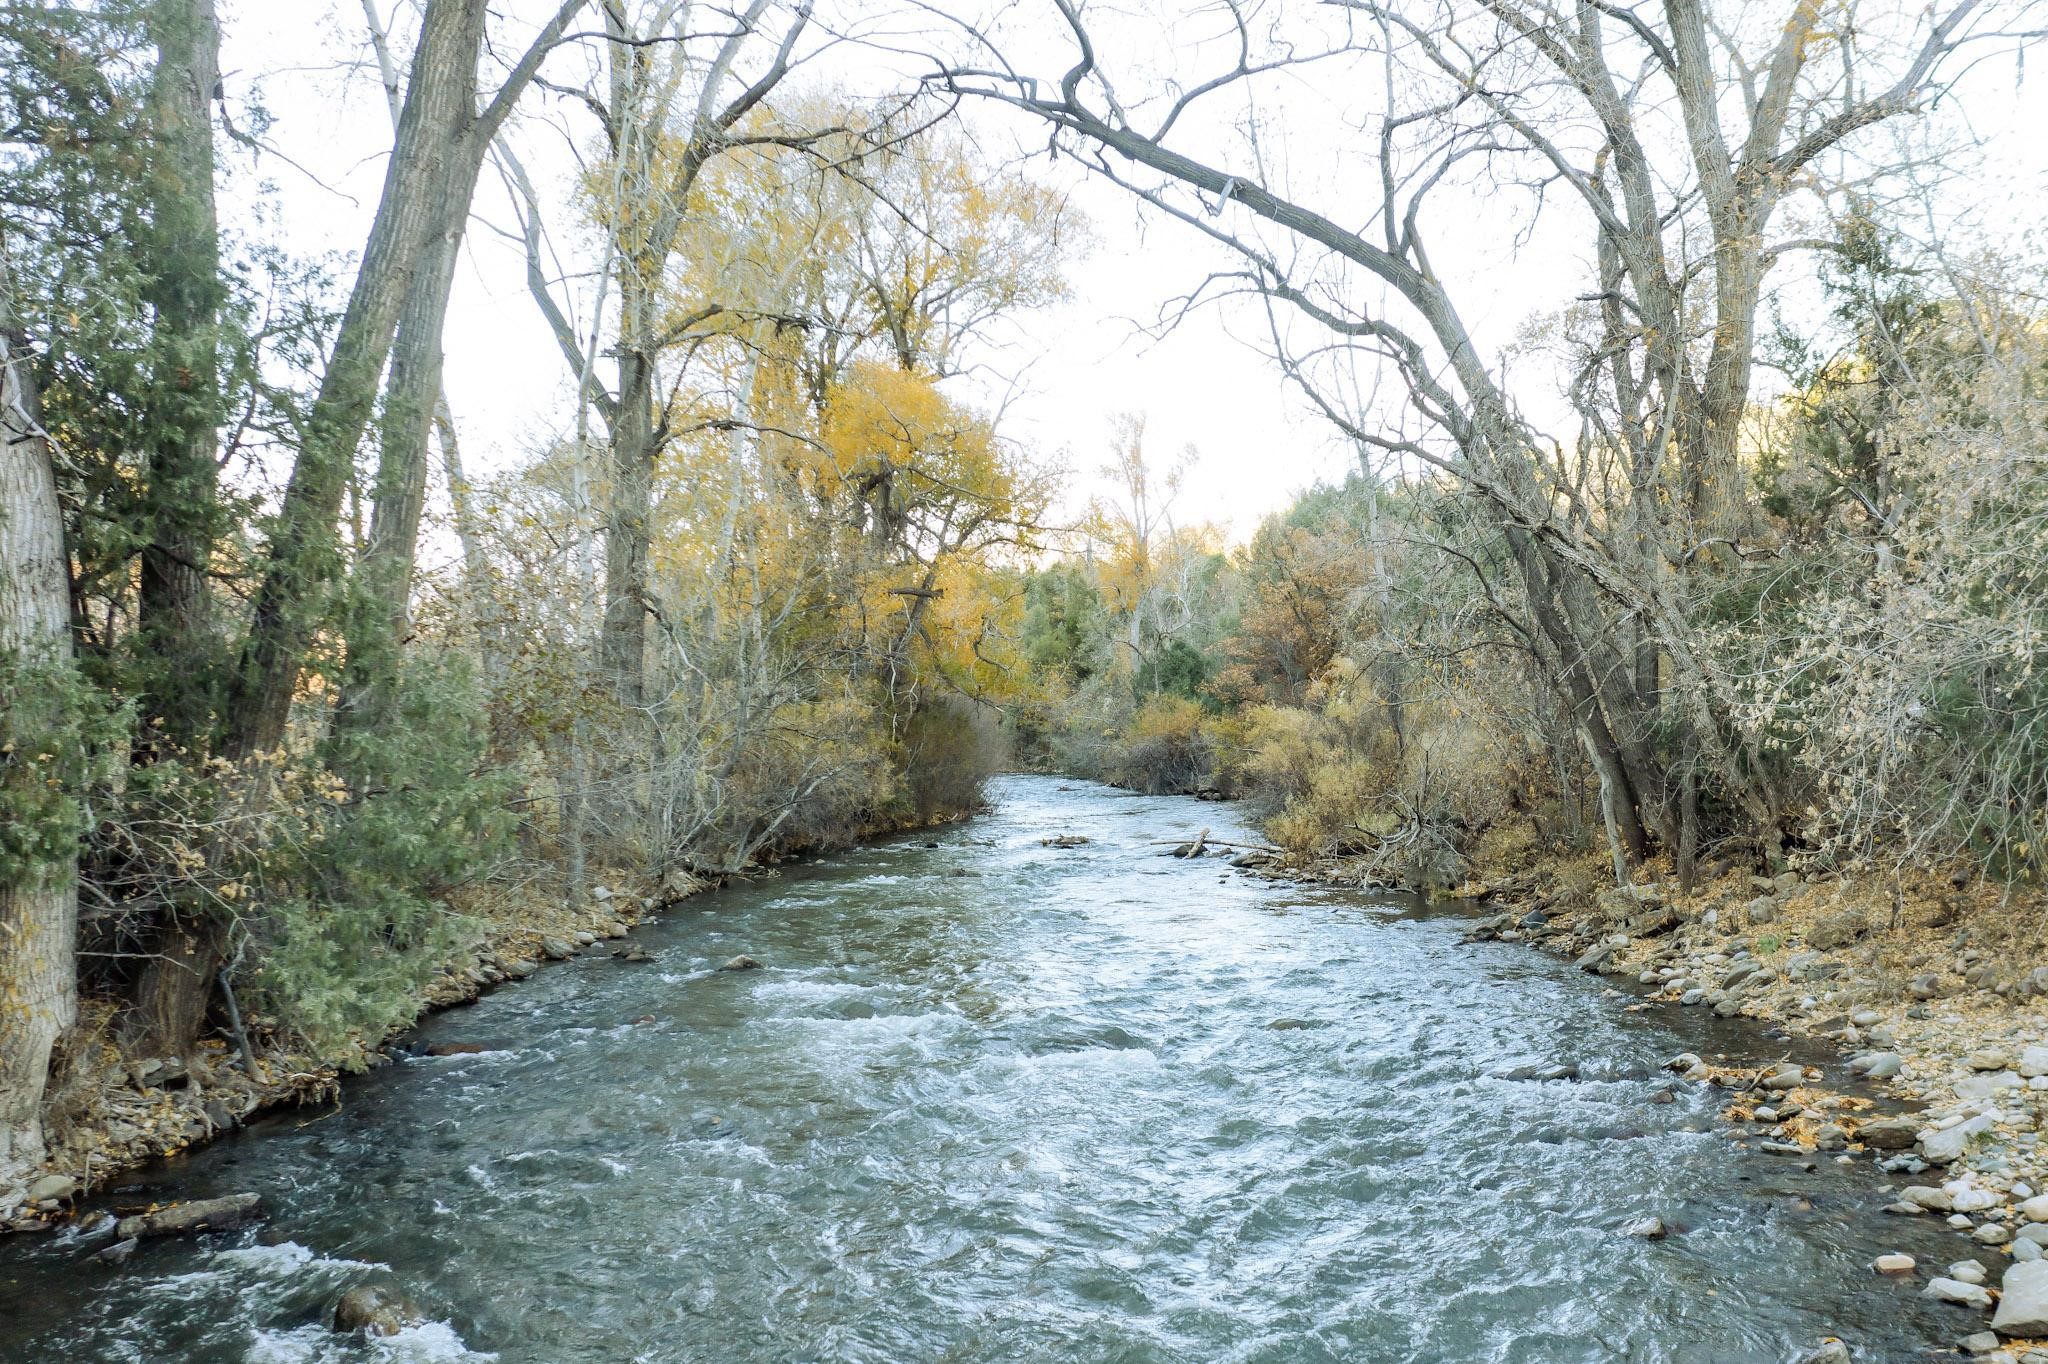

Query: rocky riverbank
left=1269, top=841, right=2048, bottom=1360
left=0, top=872, right=698, bottom=1235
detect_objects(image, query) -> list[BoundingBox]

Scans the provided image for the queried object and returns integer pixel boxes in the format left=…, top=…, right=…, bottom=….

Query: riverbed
left=0, top=776, right=1973, bottom=1361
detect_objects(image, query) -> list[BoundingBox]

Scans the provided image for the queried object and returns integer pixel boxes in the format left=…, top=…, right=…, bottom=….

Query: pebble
left=1975, top=1222, right=2013, bottom=1245
left=1951, top=1260, right=1990, bottom=1285
left=1873, top=1252, right=1917, bottom=1275
left=1623, top=1216, right=1666, bottom=1239
left=2024, top=1194, right=2048, bottom=1223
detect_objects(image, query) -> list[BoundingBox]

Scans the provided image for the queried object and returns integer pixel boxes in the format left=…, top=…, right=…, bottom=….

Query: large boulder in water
left=333, top=1283, right=423, bottom=1337
left=1994, top=1260, right=2048, bottom=1336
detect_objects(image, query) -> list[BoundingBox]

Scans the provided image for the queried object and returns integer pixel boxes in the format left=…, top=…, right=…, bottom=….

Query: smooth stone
left=1927, top=1276, right=1996, bottom=1309
left=2024, top=1195, right=2048, bottom=1223
left=2018, top=1239, right=2045, bottom=1263
left=1904, top=1186, right=1955, bottom=1212
left=1955, top=1187, right=2002, bottom=1213
left=2021, top=1046, right=2048, bottom=1079
left=1994, top=1260, right=2048, bottom=1336
left=23, top=1174, right=74, bottom=1203
left=1976, top=1222, right=2013, bottom=1245
left=1952, top=1260, right=1991, bottom=1285
left=1964, top=1331, right=2004, bottom=1355
left=332, top=1284, right=423, bottom=1338
left=1873, top=1252, right=1917, bottom=1275
left=1623, top=1216, right=1667, bottom=1239
left=716, top=954, right=762, bottom=972
left=1860, top=1117, right=1919, bottom=1150
left=1971, top=1050, right=2013, bottom=1072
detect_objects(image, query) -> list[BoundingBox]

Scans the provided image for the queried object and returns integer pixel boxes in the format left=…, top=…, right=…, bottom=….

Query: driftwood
left=1149, top=837, right=1280, bottom=854
left=115, top=1192, right=264, bottom=1240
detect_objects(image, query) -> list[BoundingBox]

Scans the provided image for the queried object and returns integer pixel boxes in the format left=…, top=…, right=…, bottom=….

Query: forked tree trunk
left=0, top=243, right=80, bottom=1182
left=219, top=0, right=492, bottom=763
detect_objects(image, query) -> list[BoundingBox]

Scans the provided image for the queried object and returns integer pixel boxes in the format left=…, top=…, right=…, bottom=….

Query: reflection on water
left=0, top=777, right=1970, bottom=1362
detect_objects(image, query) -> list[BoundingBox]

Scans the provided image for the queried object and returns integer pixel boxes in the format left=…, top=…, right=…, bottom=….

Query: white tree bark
left=0, top=242, right=78, bottom=1187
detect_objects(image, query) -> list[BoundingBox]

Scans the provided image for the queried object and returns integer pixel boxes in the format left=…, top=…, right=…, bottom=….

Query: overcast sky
left=217, top=1, right=2048, bottom=551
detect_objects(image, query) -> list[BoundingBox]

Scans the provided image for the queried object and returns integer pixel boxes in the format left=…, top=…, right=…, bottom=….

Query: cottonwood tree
left=938, top=0, right=2008, bottom=880
left=225, top=0, right=584, bottom=764
left=501, top=0, right=818, bottom=710
left=0, top=239, right=79, bottom=1185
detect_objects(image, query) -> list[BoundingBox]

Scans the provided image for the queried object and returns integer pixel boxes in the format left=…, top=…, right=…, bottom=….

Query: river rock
left=1574, top=942, right=1616, bottom=973
left=1763, top=1064, right=1807, bottom=1091
left=717, top=954, right=762, bottom=972
left=1873, top=1253, right=1917, bottom=1275
left=1849, top=1052, right=1904, bottom=1080
left=115, top=1192, right=264, bottom=1240
left=1971, top=1049, right=2013, bottom=1072
left=1975, top=1222, right=2013, bottom=1245
left=93, top=1236, right=139, bottom=1266
left=1953, top=1184, right=2002, bottom=1213
left=1623, top=1216, right=1666, bottom=1239
left=332, top=1283, right=423, bottom=1338
left=1859, top=1117, right=1919, bottom=1150
left=2020, top=1047, right=2048, bottom=1080
left=24, top=1174, right=75, bottom=1203
left=2022, top=1196, right=2048, bottom=1223
left=613, top=942, right=651, bottom=962
left=1797, top=1341, right=1851, bottom=1364
left=1904, top=1186, right=1954, bottom=1212
left=1814, top=1124, right=1849, bottom=1151
left=540, top=937, right=575, bottom=961
left=1952, top=1260, right=1990, bottom=1285
left=2021, top=1225, right=2048, bottom=1247
left=2017, top=1239, right=2044, bottom=1263
left=1926, top=1276, right=1995, bottom=1309
left=1963, top=1332, right=2004, bottom=1356
left=1922, top=1125, right=1977, bottom=1165
left=1910, top=973, right=1945, bottom=1000
left=1994, top=1261, right=2048, bottom=1336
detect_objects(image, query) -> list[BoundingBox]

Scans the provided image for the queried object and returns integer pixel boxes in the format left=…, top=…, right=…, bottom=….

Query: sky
left=216, top=0, right=2048, bottom=551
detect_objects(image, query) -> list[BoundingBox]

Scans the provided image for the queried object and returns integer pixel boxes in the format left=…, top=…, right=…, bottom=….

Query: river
left=0, top=775, right=1973, bottom=1362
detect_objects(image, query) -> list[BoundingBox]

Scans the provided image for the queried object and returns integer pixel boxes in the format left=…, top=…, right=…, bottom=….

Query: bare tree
left=936, top=0, right=2003, bottom=877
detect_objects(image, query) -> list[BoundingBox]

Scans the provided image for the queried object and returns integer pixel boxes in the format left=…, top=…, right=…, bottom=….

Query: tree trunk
left=335, top=164, right=473, bottom=745
left=136, top=0, right=225, bottom=749
left=600, top=299, right=656, bottom=709
left=219, top=0, right=490, bottom=762
left=0, top=242, right=80, bottom=1183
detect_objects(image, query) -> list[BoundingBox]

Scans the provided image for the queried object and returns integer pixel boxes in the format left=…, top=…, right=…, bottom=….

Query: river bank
left=1265, top=837, right=2048, bottom=1357
left=0, top=874, right=679, bottom=1234
left=2, top=807, right=980, bottom=1234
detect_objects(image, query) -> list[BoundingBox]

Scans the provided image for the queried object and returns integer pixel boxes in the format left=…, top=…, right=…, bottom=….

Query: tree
left=0, top=237, right=79, bottom=1184
left=940, top=0, right=2000, bottom=879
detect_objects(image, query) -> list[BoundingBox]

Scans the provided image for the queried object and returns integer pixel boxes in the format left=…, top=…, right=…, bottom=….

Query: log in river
left=0, top=776, right=1975, bottom=1361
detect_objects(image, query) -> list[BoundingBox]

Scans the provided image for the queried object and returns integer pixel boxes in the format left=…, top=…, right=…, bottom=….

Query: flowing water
left=0, top=776, right=1975, bottom=1363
